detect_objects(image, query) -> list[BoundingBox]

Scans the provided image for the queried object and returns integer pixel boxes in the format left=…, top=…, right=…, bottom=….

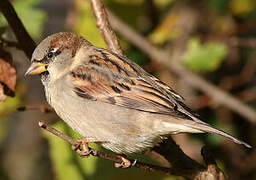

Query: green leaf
left=0, top=92, right=22, bottom=143
left=183, top=37, right=227, bottom=72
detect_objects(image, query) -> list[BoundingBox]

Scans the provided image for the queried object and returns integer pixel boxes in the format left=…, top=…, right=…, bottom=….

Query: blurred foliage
left=0, top=27, right=6, bottom=36
left=183, top=38, right=227, bottom=72
left=229, top=0, right=256, bottom=17
left=0, top=0, right=47, bottom=39
left=149, top=11, right=180, bottom=45
left=209, top=0, right=229, bottom=13
left=153, top=0, right=176, bottom=9
left=74, top=0, right=106, bottom=47
left=0, top=84, right=23, bottom=143
left=0, top=92, right=21, bottom=115
left=126, top=46, right=149, bottom=65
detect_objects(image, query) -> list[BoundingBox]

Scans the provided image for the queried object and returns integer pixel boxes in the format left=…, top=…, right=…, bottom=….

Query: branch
left=89, top=0, right=124, bottom=56
left=17, top=104, right=54, bottom=113
left=107, top=11, right=256, bottom=123
left=0, top=0, right=36, bottom=58
left=40, top=120, right=226, bottom=179
left=38, top=121, right=173, bottom=175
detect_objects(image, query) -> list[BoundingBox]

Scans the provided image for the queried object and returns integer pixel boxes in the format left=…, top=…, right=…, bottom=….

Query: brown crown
left=49, top=32, right=90, bottom=57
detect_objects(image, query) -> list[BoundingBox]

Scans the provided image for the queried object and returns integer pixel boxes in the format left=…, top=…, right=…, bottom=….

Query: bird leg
left=71, top=138, right=98, bottom=158
left=114, top=154, right=136, bottom=168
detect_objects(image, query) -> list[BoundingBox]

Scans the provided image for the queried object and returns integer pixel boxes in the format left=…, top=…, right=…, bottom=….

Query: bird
left=25, top=32, right=251, bottom=154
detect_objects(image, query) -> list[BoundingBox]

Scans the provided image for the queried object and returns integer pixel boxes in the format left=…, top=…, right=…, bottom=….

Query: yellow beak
left=25, top=62, right=48, bottom=76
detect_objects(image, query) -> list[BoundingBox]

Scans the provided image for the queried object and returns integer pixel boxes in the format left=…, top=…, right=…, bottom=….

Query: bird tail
left=183, top=120, right=251, bottom=148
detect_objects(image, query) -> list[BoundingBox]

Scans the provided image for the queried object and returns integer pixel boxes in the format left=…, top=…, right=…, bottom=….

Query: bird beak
left=25, top=62, right=48, bottom=76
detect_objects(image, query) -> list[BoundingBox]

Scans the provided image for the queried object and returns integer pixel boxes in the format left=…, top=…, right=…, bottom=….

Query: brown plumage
left=26, top=32, right=251, bottom=154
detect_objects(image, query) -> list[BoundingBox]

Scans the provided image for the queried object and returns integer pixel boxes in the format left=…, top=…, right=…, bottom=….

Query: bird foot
left=71, top=140, right=97, bottom=157
left=114, top=155, right=136, bottom=168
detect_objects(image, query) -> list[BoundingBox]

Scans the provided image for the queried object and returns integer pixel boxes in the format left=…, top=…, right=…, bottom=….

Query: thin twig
left=0, top=0, right=36, bottom=58
left=38, top=121, right=172, bottom=175
left=89, top=0, right=124, bottom=56
left=17, top=105, right=53, bottom=113
left=107, top=11, right=256, bottom=123
left=39, top=121, right=76, bottom=144
left=40, top=120, right=226, bottom=179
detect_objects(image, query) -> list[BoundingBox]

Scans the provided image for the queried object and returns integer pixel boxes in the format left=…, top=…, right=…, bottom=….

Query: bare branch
left=0, top=0, right=36, bottom=58
left=17, top=104, right=54, bottom=113
left=107, top=11, right=256, bottom=123
left=89, top=0, right=124, bottom=56
left=38, top=121, right=173, bottom=175
left=40, top=119, right=227, bottom=179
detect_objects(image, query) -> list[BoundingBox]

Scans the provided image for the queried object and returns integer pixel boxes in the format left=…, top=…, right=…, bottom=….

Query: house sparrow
left=25, top=32, right=251, bottom=154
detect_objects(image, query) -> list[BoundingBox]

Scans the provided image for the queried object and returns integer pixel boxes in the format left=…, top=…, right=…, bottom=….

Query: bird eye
left=47, top=52, right=54, bottom=59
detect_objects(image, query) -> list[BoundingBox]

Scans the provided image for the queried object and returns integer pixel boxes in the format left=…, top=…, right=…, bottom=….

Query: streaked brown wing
left=87, top=47, right=184, bottom=100
left=70, top=62, right=192, bottom=120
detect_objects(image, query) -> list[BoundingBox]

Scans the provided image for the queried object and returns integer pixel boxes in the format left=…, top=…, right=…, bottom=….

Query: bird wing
left=69, top=47, right=196, bottom=120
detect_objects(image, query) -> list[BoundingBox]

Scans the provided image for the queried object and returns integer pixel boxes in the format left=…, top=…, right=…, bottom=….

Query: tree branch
left=38, top=121, right=173, bottom=175
left=17, top=104, right=53, bottom=113
left=39, top=120, right=227, bottom=179
left=0, top=0, right=36, bottom=58
left=89, top=0, right=124, bottom=56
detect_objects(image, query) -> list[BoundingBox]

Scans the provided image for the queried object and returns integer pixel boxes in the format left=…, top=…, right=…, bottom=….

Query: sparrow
left=25, top=32, right=251, bottom=154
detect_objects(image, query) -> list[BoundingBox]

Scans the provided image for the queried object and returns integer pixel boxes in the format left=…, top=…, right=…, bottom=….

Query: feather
left=69, top=48, right=194, bottom=120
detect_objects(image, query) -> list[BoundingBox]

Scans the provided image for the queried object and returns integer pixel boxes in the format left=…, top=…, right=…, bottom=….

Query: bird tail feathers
left=183, top=120, right=251, bottom=148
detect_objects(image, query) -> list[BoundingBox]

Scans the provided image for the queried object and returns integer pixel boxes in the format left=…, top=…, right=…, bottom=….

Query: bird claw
left=114, top=156, right=135, bottom=168
left=71, top=140, right=96, bottom=157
